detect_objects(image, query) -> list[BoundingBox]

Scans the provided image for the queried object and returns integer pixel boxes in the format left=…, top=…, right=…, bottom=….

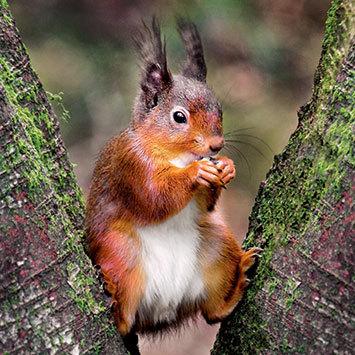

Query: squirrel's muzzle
left=209, top=137, right=225, bottom=154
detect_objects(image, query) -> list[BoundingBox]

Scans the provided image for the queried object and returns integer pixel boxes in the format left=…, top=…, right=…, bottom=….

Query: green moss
left=0, top=0, right=9, bottom=9
left=265, top=275, right=280, bottom=296
left=277, top=337, right=306, bottom=354
left=284, top=278, right=301, bottom=310
left=91, top=343, right=103, bottom=355
left=47, top=91, right=71, bottom=122
left=0, top=0, right=11, bottom=25
left=66, top=262, right=106, bottom=315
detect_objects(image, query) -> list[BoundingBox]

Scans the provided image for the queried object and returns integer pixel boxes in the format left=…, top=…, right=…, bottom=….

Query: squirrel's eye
left=173, top=111, right=187, bottom=124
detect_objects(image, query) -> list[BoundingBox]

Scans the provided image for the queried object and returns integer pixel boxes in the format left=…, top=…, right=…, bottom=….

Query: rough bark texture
left=0, top=2, right=128, bottom=353
left=213, top=0, right=354, bottom=353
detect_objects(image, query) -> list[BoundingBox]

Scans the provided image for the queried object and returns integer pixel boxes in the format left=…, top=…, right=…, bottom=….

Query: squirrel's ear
left=177, top=19, right=207, bottom=82
left=133, top=18, right=172, bottom=110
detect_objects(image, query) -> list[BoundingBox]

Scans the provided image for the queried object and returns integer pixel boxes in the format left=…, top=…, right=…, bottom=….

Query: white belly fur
left=137, top=199, right=204, bottom=324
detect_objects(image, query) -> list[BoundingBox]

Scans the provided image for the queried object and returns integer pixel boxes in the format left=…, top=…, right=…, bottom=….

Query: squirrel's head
left=132, top=18, right=224, bottom=165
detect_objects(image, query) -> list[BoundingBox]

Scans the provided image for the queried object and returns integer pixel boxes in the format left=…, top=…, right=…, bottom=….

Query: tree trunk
left=213, top=0, right=354, bottom=353
left=0, top=2, right=128, bottom=353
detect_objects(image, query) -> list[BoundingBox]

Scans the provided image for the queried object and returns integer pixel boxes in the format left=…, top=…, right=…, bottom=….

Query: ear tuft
left=133, top=17, right=172, bottom=110
left=177, top=18, right=207, bottom=82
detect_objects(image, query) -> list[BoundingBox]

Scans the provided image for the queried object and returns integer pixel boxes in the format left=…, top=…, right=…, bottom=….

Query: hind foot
left=240, top=247, right=262, bottom=273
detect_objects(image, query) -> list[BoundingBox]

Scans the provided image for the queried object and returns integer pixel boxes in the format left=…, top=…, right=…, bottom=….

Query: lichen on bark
left=0, top=2, right=127, bottom=353
left=212, top=0, right=354, bottom=353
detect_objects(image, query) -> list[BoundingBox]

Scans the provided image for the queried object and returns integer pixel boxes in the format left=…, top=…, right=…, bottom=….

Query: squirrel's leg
left=90, top=227, right=145, bottom=335
left=200, top=219, right=261, bottom=323
left=111, top=263, right=144, bottom=335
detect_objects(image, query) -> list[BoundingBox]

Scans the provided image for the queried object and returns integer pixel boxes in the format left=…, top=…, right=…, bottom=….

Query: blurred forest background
left=11, top=0, right=330, bottom=354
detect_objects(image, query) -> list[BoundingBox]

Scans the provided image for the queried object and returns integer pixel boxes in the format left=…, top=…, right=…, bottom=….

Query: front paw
left=213, top=156, right=236, bottom=185
left=194, top=160, right=224, bottom=188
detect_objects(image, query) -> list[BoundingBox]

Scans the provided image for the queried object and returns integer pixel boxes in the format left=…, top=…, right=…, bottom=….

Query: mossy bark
left=213, top=0, right=354, bottom=353
left=0, top=2, right=128, bottom=353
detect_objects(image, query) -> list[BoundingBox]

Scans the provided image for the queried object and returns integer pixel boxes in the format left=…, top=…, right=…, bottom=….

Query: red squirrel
left=85, top=18, right=261, bottom=338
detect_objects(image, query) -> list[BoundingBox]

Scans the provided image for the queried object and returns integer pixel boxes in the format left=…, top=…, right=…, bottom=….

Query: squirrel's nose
left=209, top=138, right=225, bottom=154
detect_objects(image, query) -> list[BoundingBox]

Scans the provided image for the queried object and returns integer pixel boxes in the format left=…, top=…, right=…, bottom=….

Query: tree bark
left=0, top=2, right=128, bottom=354
left=213, top=0, right=354, bottom=353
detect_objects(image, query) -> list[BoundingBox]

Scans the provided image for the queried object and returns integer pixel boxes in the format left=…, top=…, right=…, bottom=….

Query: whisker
left=224, top=127, right=255, bottom=136
left=223, top=97, right=243, bottom=108
left=226, top=134, right=274, bottom=153
left=225, top=139, right=268, bottom=160
left=220, top=79, right=240, bottom=107
left=224, top=143, right=251, bottom=177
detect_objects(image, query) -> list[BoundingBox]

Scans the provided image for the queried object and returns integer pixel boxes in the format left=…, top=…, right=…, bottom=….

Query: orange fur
left=86, top=127, right=259, bottom=335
